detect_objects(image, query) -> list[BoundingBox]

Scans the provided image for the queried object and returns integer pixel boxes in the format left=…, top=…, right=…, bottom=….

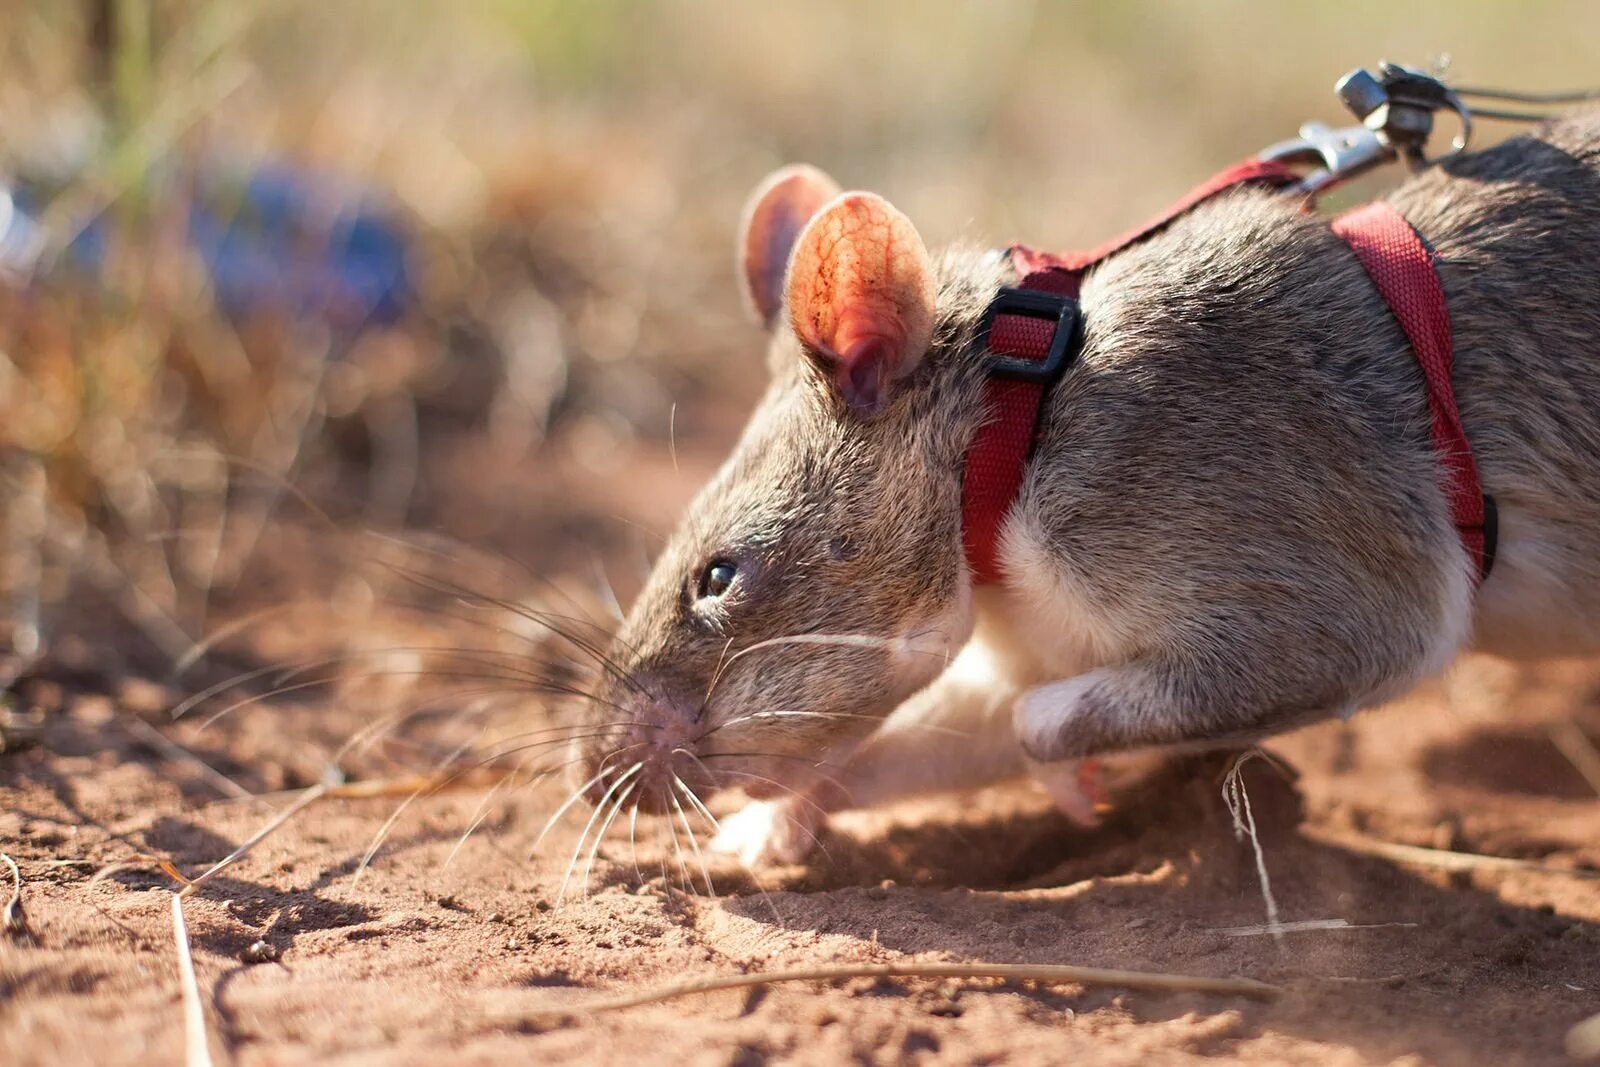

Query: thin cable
left=1453, top=84, right=1600, bottom=104
left=1467, top=105, right=1561, bottom=123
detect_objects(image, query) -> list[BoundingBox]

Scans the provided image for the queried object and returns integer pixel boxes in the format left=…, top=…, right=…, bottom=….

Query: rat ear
left=785, top=192, right=935, bottom=417
left=738, top=164, right=843, bottom=327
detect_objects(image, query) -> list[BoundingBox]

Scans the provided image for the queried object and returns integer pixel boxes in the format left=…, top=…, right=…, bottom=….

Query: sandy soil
left=3, top=439, right=1600, bottom=1067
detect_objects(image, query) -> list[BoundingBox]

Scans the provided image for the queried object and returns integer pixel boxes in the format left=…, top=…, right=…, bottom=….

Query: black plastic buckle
left=978, top=287, right=1081, bottom=384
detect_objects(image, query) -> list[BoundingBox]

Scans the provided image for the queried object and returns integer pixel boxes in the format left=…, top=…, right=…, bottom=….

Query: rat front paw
left=1025, top=756, right=1106, bottom=827
left=710, top=798, right=820, bottom=866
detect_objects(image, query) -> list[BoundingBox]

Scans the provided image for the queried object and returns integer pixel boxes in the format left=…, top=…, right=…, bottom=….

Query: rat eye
left=698, top=560, right=738, bottom=600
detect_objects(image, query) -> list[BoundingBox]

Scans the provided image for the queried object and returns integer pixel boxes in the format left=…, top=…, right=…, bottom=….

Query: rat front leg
left=712, top=635, right=1099, bottom=866
left=1014, top=657, right=1335, bottom=762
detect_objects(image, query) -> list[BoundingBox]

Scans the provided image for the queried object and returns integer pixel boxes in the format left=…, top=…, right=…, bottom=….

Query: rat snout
left=574, top=687, right=707, bottom=815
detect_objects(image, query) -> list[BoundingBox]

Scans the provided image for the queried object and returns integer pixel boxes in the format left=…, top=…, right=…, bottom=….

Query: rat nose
left=574, top=690, right=701, bottom=814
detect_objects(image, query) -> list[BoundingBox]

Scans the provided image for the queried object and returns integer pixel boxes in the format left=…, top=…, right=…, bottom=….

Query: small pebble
left=241, top=941, right=278, bottom=965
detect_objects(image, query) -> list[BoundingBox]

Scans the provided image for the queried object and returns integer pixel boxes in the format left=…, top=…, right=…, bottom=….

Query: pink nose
left=574, top=696, right=701, bottom=815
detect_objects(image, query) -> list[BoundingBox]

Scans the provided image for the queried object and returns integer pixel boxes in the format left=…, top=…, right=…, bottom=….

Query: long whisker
left=721, top=631, right=951, bottom=673
left=702, top=636, right=736, bottom=705
left=195, top=667, right=615, bottom=733
left=556, top=762, right=643, bottom=905
left=353, top=733, right=484, bottom=884
left=695, top=765, right=838, bottom=823
left=627, top=799, right=643, bottom=884
left=379, top=562, right=649, bottom=698
left=673, top=775, right=782, bottom=924
left=663, top=796, right=694, bottom=896
left=581, top=778, right=639, bottom=897
left=692, top=750, right=854, bottom=801
left=669, top=786, right=716, bottom=899
left=369, top=528, right=616, bottom=634
left=709, top=709, right=967, bottom=739
left=699, top=628, right=955, bottom=712
left=671, top=748, right=837, bottom=864
left=530, top=763, right=617, bottom=859
left=442, top=771, right=516, bottom=872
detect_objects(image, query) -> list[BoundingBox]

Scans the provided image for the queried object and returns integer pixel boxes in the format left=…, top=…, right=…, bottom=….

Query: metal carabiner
left=1258, top=121, right=1396, bottom=195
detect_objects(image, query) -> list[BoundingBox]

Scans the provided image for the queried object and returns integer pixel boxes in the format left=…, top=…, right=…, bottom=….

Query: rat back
left=998, top=111, right=1600, bottom=757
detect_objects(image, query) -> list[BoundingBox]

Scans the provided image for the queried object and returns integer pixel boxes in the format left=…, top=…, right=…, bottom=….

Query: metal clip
left=1259, top=121, right=1395, bottom=194
left=1337, top=62, right=1473, bottom=168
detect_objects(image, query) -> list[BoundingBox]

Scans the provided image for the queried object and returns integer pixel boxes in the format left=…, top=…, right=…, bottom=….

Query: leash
left=960, top=61, right=1550, bottom=587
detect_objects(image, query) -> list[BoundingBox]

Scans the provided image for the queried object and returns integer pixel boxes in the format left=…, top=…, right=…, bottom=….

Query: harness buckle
left=978, top=287, right=1081, bottom=385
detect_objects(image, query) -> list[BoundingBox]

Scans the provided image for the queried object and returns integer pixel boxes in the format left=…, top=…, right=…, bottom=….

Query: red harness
left=962, top=158, right=1496, bottom=587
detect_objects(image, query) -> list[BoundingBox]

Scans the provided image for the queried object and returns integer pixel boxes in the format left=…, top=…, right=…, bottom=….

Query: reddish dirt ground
left=3, top=436, right=1599, bottom=1067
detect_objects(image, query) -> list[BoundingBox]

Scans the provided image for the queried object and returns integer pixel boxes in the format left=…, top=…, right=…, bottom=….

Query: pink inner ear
left=739, top=165, right=842, bottom=326
left=786, top=193, right=934, bottom=414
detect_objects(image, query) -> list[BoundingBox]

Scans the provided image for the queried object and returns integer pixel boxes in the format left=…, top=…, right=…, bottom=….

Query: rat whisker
left=699, top=629, right=956, bottom=708
left=672, top=749, right=843, bottom=862
left=693, top=765, right=839, bottom=823
left=709, top=709, right=967, bottom=739
left=581, top=778, right=639, bottom=897
left=702, top=636, right=736, bottom=707
left=369, top=529, right=615, bottom=634
left=442, top=764, right=521, bottom=872
left=669, top=786, right=716, bottom=898
left=380, top=562, right=648, bottom=698
left=671, top=774, right=720, bottom=832
left=331, top=684, right=551, bottom=768
left=628, top=798, right=643, bottom=883
left=672, top=746, right=847, bottom=805
left=194, top=668, right=617, bottom=733
left=530, top=762, right=620, bottom=859
left=473, top=719, right=648, bottom=757
left=353, top=733, right=485, bottom=884
left=673, top=776, right=783, bottom=924
left=192, top=672, right=514, bottom=732
left=721, top=631, right=951, bottom=673
left=556, top=762, right=643, bottom=904
left=663, top=795, right=694, bottom=896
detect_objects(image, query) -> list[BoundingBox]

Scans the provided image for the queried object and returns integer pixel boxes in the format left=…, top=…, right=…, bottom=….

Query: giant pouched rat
left=570, top=112, right=1600, bottom=865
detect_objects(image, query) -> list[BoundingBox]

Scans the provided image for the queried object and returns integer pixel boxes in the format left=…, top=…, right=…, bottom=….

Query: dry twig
left=1305, top=827, right=1600, bottom=879
left=177, top=783, right=329, bottom=898
left=1549, top=720, right=1600, bottom=798
left=489, top=960, right=1282, bottom=1028
left=170, top=894, right=216, bottom=1067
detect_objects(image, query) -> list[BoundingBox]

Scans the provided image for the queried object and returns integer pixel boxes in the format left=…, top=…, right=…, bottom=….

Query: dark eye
left=698, top=560, right=738, bottom=600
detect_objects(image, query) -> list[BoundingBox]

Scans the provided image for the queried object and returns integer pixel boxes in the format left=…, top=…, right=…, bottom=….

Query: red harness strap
left=1332, top=201, right=1493, bottom=583
left=963, top=163, right=1495, bottom=587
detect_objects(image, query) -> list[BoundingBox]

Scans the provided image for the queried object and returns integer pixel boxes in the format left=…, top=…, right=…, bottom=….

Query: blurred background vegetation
left=0, top=0, right=1596, bottom=695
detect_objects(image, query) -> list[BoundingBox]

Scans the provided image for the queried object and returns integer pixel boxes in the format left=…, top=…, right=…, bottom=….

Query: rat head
left=573, top=165, right=1001, bottom=813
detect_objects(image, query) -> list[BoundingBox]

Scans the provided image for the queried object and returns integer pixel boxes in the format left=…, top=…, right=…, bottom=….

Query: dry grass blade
left=1305, top=826, right=1600, bottom=879
left=178, top=783, right=329, bottom=898
left=1549, top=720, right=1600, bottom=797
left=1223, top=752, right=1284, bottom=944
left=489, top=960, right=1282, bottom=1027
left=2, top=852, right=32, bottom=942
left=122, top=717, right=254, bottom=801
left=170, top=894, right=217, bottom=1067
left=1212, top=919, right=1418, bottom=936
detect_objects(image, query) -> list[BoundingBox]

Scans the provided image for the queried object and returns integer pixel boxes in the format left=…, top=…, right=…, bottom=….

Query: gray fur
left=574, top=112, right=1600, bottom=831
